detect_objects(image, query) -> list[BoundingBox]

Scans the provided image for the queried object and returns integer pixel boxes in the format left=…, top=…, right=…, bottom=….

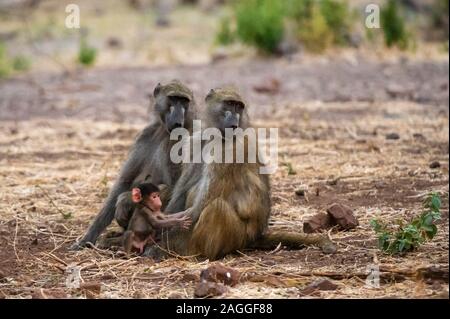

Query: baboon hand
left=178, top=215, right=192, bottom=229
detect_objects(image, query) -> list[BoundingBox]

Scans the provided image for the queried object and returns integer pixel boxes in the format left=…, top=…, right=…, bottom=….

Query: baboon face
left=205, top=88, right=248, bottom=136
left=153, top=81, right=194, bottom=133
left=163, top=95, right=191, bottom=132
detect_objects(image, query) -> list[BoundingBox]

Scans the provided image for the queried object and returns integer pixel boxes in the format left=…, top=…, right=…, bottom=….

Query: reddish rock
left=253, top=78, right=281, bottom=95
left=429, top=161, right=441, bottom=169
left=167, top=292, right=184, bottom=299
left=32, top=289, right=69, bottom=299
left=194, top=281, right=227, bottom=298
left=246, top=274, right=286, bottom=287
left=183, top=272, right=199, bottom=282
left=326, top=203, right=359, bottom=230
left=200, top=264, right=240, bottom=286
left=80, top=282, right=102, bottom=295
left=133, top=291, right=147, bottom=299
left=300, top=279, right=338, bottom=296
left=303, top=213, right=335, bottom=233
left=386, top=132, right=400, bottom=140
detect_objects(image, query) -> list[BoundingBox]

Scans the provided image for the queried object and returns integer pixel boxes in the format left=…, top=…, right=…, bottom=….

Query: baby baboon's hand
left=183, top=207, right=193, bottom=217
left=178, top=215, right=192, bottom=229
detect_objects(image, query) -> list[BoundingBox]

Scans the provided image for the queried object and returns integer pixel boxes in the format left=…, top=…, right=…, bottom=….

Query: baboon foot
left=69, top=240, right=93, bottom=251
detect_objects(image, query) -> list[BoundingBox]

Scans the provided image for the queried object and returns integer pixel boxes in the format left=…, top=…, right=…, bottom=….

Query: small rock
left=0, top=270, right=5, bottom=283
left=84, top=290, right=98, bottom=299
left=300, top=279, right=338, bottom=296
left=367, top=141, right=381, bottom=152
left=386, top=133, right=400, bottom=140
left=194, top=281, right=227, bottom=298
left=429, top=161, right=441, bottom=169
left=200, top=264, right=240, bottom=286
left=413, top=133, right=426, bottom=141
left=246, top=274, right=286, bottom=287
left=80, top=282, right=102, bottom=295
left=386, top=84, right=413, bottom=98
left=312, top=278, right=338, bottom=290
left=167, top=292, right=184, bottom=299
left=133, top=291, right=147, bottom=299
left=303, top=213, right=335, bottom=233
left=106, top=37, right=122, bottom=49
left=276, top=38, right=299, bottom=56
left=183, top=273, right=199, bottom=282
left=408, top=170, right=417, bottom=177
left=326, top=203, right=359, bottom=230
left=346, top=32, right=363, bottom=48
left=211, top=47, right=229, bottom=63
left=253, top=78, right=281, bottom=95
left=295, top=186, right=307, bottom=197
left=32, top=289, right=69, bottom=299
left=374, top=181, right=387, bottom=189
left=100, top=274, right=115, bottom=280
left=326, top=177, right=340, bottom=186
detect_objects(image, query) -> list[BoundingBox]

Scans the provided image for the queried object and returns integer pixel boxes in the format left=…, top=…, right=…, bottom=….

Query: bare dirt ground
left=0, top=56, right=448, bottom=299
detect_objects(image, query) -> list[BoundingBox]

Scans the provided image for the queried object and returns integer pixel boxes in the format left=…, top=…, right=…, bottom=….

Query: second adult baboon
left=71, top=80, right=195, bottom=250
left=149, top=88, right=337, bottom=260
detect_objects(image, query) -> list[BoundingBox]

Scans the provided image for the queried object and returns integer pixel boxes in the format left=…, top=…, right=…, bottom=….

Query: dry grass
left=0, top=100, right=448, bottom=299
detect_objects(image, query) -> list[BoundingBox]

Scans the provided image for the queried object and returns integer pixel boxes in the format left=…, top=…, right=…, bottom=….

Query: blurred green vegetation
left=381, top=0, right=410, bottom=50
left=0, top=0, right=448, bottom=73
left=0, top=42, right=32, bottom=78
left=288, top=0, right=355, bottom=51
left=0, top=43, right=9, bottom=78
left=12, top=55, right=32, bottom=71
left=234, top=0, right=285, bottom=54
left=78, top=40, right=97, bottom=66
left=431, top=0, right=449, bottom=41
left=219, top=0, right=356, bottom=54
left=297, top=3, right=334, bottom=53
left=216, top=0, right=447, bottom=55
left=215, top=16, right=236, bottom=46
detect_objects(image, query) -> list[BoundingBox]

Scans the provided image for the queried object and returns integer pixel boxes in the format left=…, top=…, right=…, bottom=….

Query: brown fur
left=72, top=80, right=195, bottom=249
left=153, top=88, right=337, bottom=260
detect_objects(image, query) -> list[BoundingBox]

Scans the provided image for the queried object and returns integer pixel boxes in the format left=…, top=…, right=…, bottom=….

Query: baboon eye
left=170, top=96, right=189, bottom=105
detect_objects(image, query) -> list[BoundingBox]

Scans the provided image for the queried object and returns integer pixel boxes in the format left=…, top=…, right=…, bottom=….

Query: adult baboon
left=147, top=88, right=337, bottom=260
left=71, top=80, right=195, bottom=249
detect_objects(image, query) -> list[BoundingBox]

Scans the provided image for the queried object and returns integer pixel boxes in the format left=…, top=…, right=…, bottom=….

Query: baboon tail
left=249, top=230, right=338, bottom=254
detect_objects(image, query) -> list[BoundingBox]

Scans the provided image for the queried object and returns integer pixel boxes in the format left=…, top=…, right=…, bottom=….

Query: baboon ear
left=205, top=89, right=215, bottom=102
left=153, top=83, right=162, bottom=98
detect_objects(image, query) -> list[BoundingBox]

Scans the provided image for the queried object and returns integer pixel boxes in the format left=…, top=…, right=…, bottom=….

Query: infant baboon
left=123, top=183, right=191, bottom=255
